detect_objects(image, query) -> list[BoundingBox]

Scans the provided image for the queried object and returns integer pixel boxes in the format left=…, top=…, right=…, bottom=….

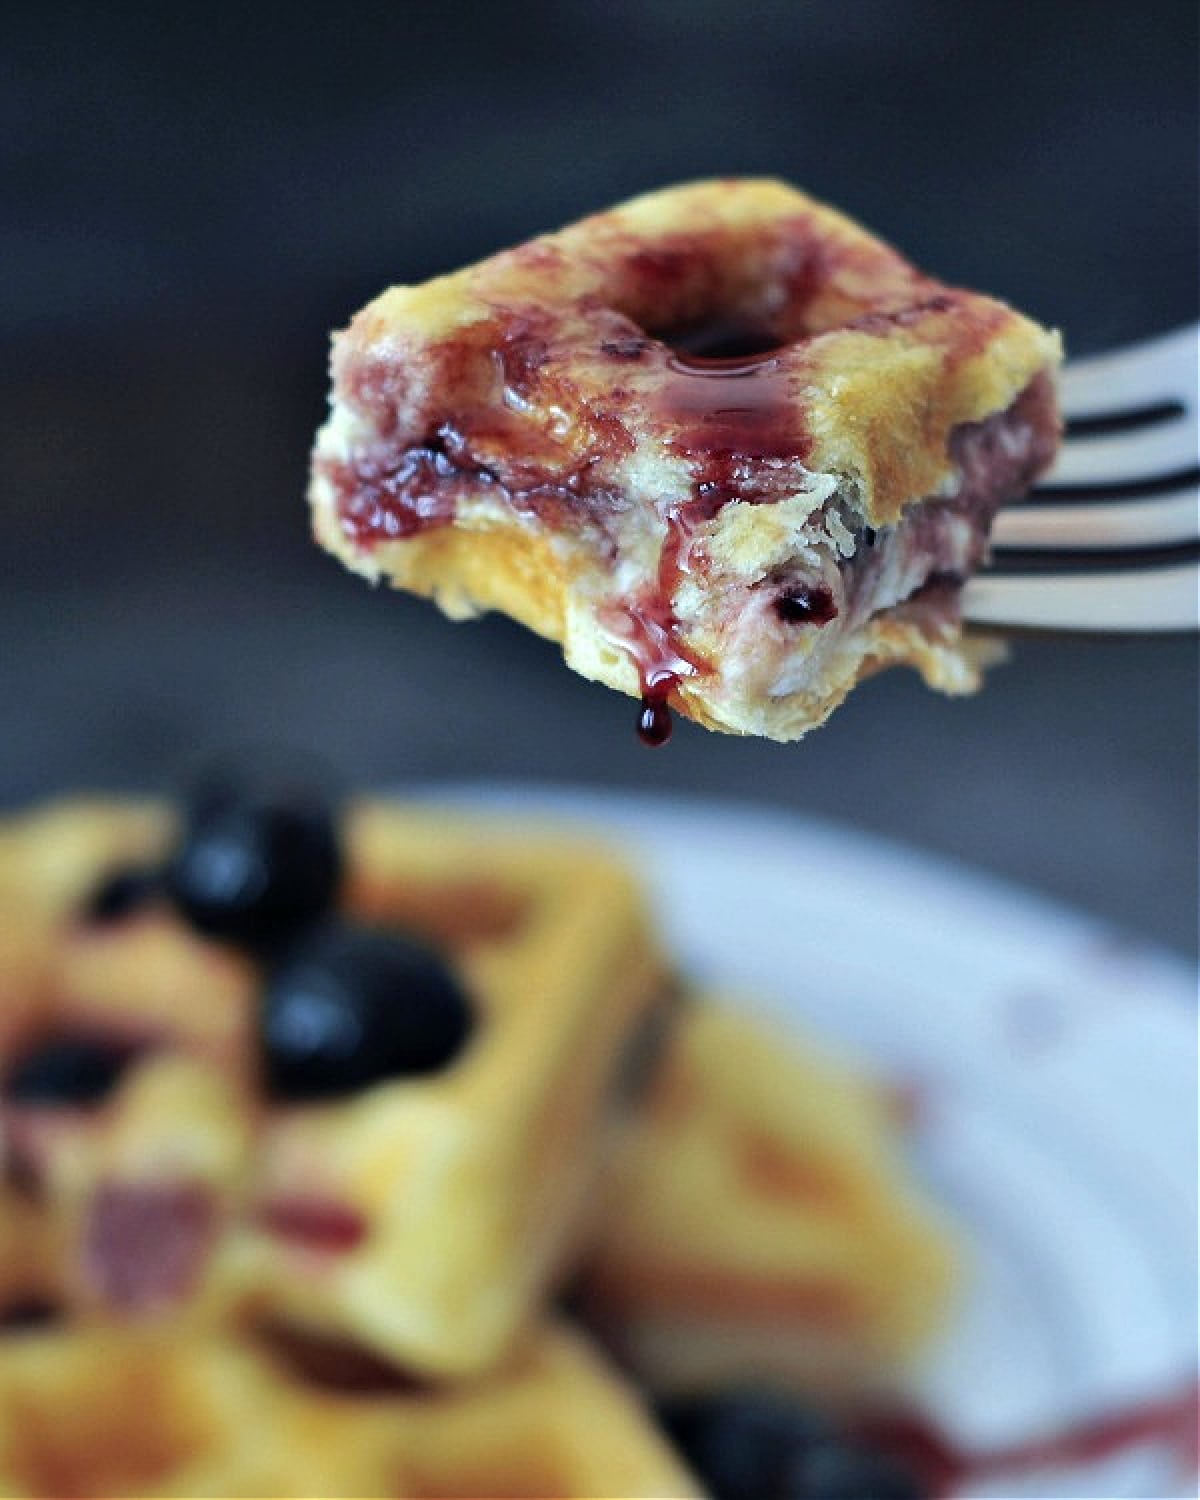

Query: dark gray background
left=4, top=1, right=1197, bottom=956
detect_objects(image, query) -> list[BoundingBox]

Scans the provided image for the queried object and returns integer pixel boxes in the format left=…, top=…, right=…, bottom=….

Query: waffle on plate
left=579, top=998, right=958, bottom=1402
left=0, top=796, right=669, bottom=1379
left=0, top=786, right=961, bottom=1497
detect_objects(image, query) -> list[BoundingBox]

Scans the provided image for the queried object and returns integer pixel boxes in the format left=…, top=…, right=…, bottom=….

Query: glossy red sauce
left=660, top=349, right=805, bottom=463
left=258, top=1197, right=369, bottom=1255
left=329, top=442, right=466, bottom=547
left=637, top=696, right=674, bottom=748
left=857, top=1383, right=1200, bottom=1497
left=330, top=338, right=633, bottom=549
left=624, top=347, right=812, bottom=742
left=619, top=505, right=711, bottom=747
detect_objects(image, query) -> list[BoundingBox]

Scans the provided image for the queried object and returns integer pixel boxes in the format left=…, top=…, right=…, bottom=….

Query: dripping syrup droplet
left=637, top=695, right=673, bottom=748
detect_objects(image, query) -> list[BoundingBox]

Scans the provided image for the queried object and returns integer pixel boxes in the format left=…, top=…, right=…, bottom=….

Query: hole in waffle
left=609, top=983, right=688, bottom=1112
left=253, top=1323, right=425, bottom=1395
left=2, top=1031, right=146, bottom=1109
left=652, top=319, right=786, bottom=362
left=0, top=1298, right=61, bottom=1332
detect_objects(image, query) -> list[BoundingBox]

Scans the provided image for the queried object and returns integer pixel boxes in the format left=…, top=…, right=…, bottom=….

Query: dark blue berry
left=166, top=789, right=341, bottom=950
left=83, top=865, right=162, bottom=923
left=781, top=1438, right=925, bottom=1500
left=3, top=1037, right=137, bottom=1106
left=260, top=923, right=473, bottom=1100
left=657, top=1391, right=833, bottom=1500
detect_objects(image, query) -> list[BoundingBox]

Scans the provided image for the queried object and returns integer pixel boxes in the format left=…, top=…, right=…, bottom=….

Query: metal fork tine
left=963, top=560, right=1198, bottom=633
left=1046, top=414, right=1198, bottom=486
left=970, top=324, right=1199, bottom=631
left=992, top=481, right=1200, bottom=550
left=1057, top=324, right=1199, bottom=418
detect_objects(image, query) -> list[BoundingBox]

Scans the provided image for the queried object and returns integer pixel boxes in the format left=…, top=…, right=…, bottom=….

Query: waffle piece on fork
left=310, top=178, right=1061, bottom=743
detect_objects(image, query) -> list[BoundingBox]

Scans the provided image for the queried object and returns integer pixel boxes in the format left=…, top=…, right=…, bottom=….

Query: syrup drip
left=627, top=508, right=708, bottom=748
left=857, top=1382, right=1199, bottom=1497
left=627, top=350, right=807, bottom=745
left=637, top=696, right=673, bottom=748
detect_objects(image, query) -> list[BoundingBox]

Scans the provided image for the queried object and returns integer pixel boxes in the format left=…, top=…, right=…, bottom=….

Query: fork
left=963, top=323, right=1198, bottom=632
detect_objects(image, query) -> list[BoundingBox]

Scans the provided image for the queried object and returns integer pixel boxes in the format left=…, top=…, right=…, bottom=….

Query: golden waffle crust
left=310, top=178, right=1061, bottom=741
left=0, top=1323, right=702, bottom=1498
left=0, top=799, right=668, bottom=1380
left=580, top=999, right=959, bottom=1400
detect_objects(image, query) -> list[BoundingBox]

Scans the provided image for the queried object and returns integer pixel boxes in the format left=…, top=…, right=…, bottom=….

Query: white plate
left=431, top=783, right=1198, bottom=1500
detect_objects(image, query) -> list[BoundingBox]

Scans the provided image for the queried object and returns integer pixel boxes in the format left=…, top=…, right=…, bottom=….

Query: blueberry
left=83, top=865, right=162, bottom=923
left=260, top=923, right=473, bottom=1100
left=166, top=788, right=341, bottom=950
left=781, top=1438, right=925, bottom=1500
left=4, top=1037, right=137, bottom=1106
left=657, top=1391, right=833, bottom=1500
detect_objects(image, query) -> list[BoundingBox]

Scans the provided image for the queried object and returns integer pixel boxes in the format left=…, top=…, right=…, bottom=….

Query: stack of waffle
left=0, top=789, right=956, bottom=1497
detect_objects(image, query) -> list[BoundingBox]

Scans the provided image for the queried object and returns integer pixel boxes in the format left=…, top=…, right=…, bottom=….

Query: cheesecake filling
left=680, top=372, right=1058, bottom=722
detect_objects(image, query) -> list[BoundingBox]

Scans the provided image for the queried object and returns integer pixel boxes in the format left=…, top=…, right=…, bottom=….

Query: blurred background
left=4, top=0, right=1197, bottom=956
